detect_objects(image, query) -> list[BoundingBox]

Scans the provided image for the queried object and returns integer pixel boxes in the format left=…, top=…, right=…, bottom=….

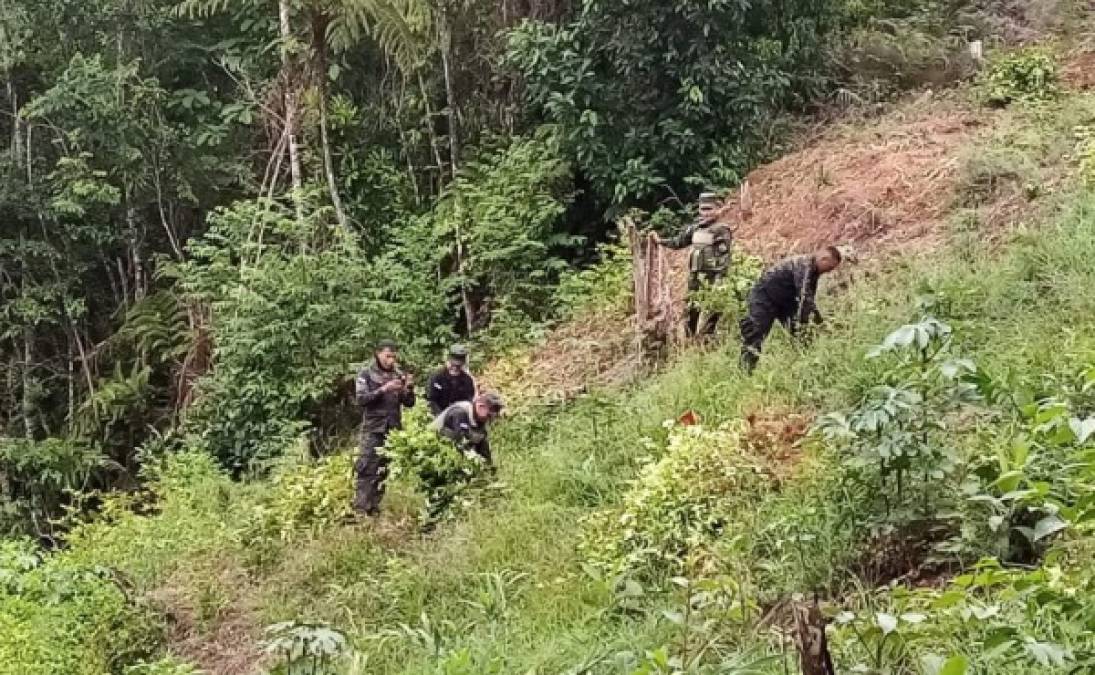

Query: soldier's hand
left=381, top=379, right=404, bottom=392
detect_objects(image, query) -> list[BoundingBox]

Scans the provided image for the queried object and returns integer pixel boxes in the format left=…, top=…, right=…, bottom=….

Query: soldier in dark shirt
left=739, top=247, right=843, bottom=373
left=431, top=392, right=504, bottom=464
left=354, top=339, right=415, bottom=516
left=425, top=345, right=477, bottom=417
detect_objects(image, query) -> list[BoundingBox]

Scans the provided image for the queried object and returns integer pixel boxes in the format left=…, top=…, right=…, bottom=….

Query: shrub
left=176, top=197, right=408, bottom=474
left=553, top=238, right=633, bottom=320
left=0, top=437, right=104, bottom=537
left=238, top=451, right=354, bottom=547
left=689, top=252, right=766, bottom=325
left=383, top=408, right=489, bottom=525
left=0, top=539, right=165, bottom=674
left=578, top=422, right=769, bottom=578
left=978, top=48, right=1060, bottom=106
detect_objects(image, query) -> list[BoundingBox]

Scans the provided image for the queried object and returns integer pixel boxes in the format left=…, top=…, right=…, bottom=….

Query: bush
left=553, top=238, right=633, bottom=320
left=0, top=437, right=104, bottom=537
left=689, top=252, right=766, bottom=325
left=978, top=48, right=1060, bottom=106
left=176, top=197, right=410, bottom=474
left=0, top=539, right=165, bottom=674
left=383, top=408, right=489, bottom=524
left=579, top=422, right=769, bottom=578
left=239, top=451, right=354, bottom=547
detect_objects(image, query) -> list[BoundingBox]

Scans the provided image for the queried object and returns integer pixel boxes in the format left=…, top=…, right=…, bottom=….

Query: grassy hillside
left=6, top=53, right=1095, bottom=675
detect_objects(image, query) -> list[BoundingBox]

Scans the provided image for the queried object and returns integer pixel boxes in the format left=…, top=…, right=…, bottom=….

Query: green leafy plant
left=689, top=252, right=766, bottom=326
left=978, top=48, right=1060, bottom=106
left=579, top=422, right=768, bottom=578
left=263, top=621, right=353, bottom=675
left=383, top=408, right=489, bottom=525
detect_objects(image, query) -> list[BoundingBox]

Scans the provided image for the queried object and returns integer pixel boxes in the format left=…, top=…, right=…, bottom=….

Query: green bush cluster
left=978, top=48, right=1060, bottom=106
left=0, top=540, right=164, bottom=674
left=239, top=452, right=355, bottom=547
left=579, top=422, right=769, bottom=577
left=689, top=252, right=766, bottom=324
left=383, top=409, right=489, bottom=524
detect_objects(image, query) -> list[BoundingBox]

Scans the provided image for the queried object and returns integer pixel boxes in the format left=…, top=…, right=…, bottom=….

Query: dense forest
left=0, top=0, right=991, bottom=527
left=4, top=0, right=1095, bottom=673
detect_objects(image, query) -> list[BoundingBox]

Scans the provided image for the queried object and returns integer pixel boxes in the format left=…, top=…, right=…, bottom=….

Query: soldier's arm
left=401, top=380, right=416, bottom=408
left=476, top=437, right=493, bottom=465
left=425, top=371, right=444, bottom=415
left=665, top=221, right=696, bottom=250
left=355, top=370, right=383, bottom=406
left=793, top=260, right=816, bottom=326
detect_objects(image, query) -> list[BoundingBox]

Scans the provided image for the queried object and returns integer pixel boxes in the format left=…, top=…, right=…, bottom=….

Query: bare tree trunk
left=310, top=13, right=348, bottom=229
left=7, top=76, right=22, bottom=169
left=416, top=72, right=448, bottom=189
left=22, top=325, right=34, bottom=440
left=278, top=0, right=305, bottom=221
left=318, top=94, right=347, bottom=228
left=438, top=17, right=461, bottom=172
left=793, top=600, right=836, bottom=675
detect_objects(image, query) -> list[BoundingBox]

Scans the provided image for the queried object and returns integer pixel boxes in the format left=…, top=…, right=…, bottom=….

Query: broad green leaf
left=939, top=654, right=968, bottom=675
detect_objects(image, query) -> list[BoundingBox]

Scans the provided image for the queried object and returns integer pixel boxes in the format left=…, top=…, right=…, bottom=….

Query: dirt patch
left=480, top=308, right=641, bottom=408
left=851, top=521, right=957, bottom=589
left=149, top=559, right=268, bottom=675
left=1062, top=50, right=1095, bottom=91
left=719, top=95, right=985, bottom=262
left=742, top=407, right=814, bottom=484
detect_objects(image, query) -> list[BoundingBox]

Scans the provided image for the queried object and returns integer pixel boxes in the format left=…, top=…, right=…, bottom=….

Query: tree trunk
left=278, top=0, right=305, bottom=221
left=438, top=17, right=461, bottom=172
left=22, top=325, right=35, bottom=440
left=7, top=76, right=22, bottom=169
left=310, top=13, right=348, bottom=229
left=793, top=600, right=835, bottom=675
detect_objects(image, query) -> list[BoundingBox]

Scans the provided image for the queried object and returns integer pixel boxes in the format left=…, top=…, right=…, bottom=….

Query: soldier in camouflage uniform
left=354, top=339, right=416, bottom=516
left=662, top=192, right=734, bottom=337
left=739, top=247, right=844, bottom=373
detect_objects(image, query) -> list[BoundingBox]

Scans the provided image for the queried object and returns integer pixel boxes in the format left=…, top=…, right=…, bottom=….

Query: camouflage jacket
left=667, top=217, right=733, bottom=274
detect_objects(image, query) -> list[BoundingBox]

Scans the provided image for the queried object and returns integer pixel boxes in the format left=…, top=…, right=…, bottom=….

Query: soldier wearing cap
left=659, top=192, right=734, bottom=337
left=425, top=344, right=477, bottom=417
left=353, top=339, right=415, bottom=516
left=431, top=392, right=505, bottom=464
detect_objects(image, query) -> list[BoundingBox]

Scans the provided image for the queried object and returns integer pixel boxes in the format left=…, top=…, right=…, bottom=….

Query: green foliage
left=177, top=197, right=410, bottom=473
left=436, top=132, right=578, bottom=326
left=383, top=408, right=488, bottom=524
left=553, top=238, right=634, bottom=320
left=0, top=539, right=164, bottom=674
left=240, top=451, right=354, bottom=547
left=263, top=621, right=353, bottom=675
left=506, top=0, right=836, bottom=208
left=1075, top=125, right=1095, bottom=186
left=124, top=656, right=204, bottom=675
left=689, top=252, right=766, bottom=324
left=579, top=423, right=768, bottom=578
left=817, top=317, right=980, bottom=532
left=0, top=437, right=104, bottom=537
left=978, top=48, right=1060, bottom=106
left=63, top=450, right=236, bottom=588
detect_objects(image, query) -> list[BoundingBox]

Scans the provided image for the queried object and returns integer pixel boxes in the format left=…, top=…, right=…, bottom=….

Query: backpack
left=689, top=224, right=732, bottom=274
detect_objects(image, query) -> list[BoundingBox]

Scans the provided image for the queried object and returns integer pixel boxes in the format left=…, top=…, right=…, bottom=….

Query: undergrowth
left=6, top=53, right=1095, bottom=675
